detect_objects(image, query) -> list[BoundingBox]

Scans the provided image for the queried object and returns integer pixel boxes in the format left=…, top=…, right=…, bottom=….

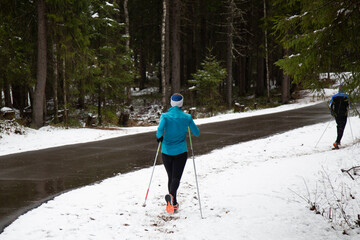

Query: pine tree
left=273, top=0, right=360, bottom=103
left=191, top=53, right=227, bottom=114
left=47, top=0, right=92, bottom=125
left=0, top=0, right=35, bottom=111
left=88, top=0, right=135, bottom=124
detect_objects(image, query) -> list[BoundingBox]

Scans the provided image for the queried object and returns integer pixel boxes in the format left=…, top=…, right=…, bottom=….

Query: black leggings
left=162, top=152, right=188, bottom=205
left=335, top=116, right=347, bottom=143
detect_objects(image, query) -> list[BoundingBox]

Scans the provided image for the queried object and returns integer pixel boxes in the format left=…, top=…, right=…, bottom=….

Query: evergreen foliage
left=273, top=0, right=360, bottom=104
left=191, top=54, right=227, bottom=113
left=1, top=0, right=358, bottom=126
left=0, top=0, right=136, bottom=126
left=88, top=0, right=135, bottom=124
left=0, top=0, right=36, bottom=110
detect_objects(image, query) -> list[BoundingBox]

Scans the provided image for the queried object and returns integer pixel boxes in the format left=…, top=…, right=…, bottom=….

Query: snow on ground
left=2, top=86, right=360, bottom=239
left=1, top=116, right=360, bottom=239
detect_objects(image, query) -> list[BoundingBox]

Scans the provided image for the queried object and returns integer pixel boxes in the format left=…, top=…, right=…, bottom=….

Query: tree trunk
left=123, top=0, right=131, bottom=105
left=78, top=77, right=85, bottom=109
left=32, top=0, right=47, bottom=129
left=161, top=0, right=166, bottom=106
left=52, top=43, right=59, bottom=123
left=199, top=0, right=207, bottom=62
left=237, top=56, right=246, bottom=96
left=171, top=0, right=181, bottom=93
left=184, top=3, right=195, bottom=83
left=165, top=0, right=170, bottom=108
left=256, top=55, right=265, bottom=97
left=282, top=72, right=290, bottom=103
left=62, top=56, right=68, bottom=125
left=254, top=0, right=265, bottom=98
left=226, top=0, right=234, bottom=107
left=97, top=84, right=102, bottom=125
left=124, top=0, right=130, bottom=51
left=264, top=0, right=270, bottom=102
left=139, top=47, right=146, bottom=90
left=161, top=0, right=170, bottom=109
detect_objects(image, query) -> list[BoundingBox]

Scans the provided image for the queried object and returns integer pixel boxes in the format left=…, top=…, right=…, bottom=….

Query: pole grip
left=188, top=127, right=193, bottom=151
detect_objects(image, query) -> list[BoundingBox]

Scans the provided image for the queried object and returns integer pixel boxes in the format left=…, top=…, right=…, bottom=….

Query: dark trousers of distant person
left=335, top=115, right=347, bottom=144
left=162, top=152, right=187, bottom=205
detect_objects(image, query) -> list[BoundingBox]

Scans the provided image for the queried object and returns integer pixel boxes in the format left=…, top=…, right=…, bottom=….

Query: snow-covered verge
left=0, top=88, right=335, bottom=156
left=3, top=85, right=360, bottom=239
left=1, top=115, right=360, bottom=239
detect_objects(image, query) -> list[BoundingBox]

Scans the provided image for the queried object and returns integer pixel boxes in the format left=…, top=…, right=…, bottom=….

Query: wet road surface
left=0, top=102, right=331, bottom=232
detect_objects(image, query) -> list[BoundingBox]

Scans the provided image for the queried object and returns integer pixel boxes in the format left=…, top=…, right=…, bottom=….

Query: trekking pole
left=188, top=127, right=204, bottom=219
left=348, top=115, right=354, bottom=142
left=142, top=141, right=161, bottom=207
left=315, top=120, right=332, bottom=148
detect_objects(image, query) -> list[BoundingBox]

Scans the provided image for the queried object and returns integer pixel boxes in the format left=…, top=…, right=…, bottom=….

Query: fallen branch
left=341, top=166, right=360, bottom=180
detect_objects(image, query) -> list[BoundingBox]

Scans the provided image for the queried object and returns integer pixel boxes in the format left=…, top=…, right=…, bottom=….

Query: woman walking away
left=329, top=85, right=350, bottom=149
left=156, top=93, right=200, bottom=214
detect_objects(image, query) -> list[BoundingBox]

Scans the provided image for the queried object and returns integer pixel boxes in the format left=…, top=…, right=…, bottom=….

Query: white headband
left=171, top=98, right=183, bottom=107
left=170, top=94, right=184, bottom=107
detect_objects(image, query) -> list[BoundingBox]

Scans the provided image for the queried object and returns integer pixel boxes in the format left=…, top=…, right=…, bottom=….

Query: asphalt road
left=0, top=102, right=331, bottom=232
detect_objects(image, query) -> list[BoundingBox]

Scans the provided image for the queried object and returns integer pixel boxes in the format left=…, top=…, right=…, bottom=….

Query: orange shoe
left=333, top=142, right=340, bottom=149
left=165, top=194, right=174, bottom=214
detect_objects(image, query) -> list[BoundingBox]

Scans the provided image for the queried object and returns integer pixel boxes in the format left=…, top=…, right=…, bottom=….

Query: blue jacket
left=329, top=92, right=350, bottom=117
left=156, top=106, right=200, bottom=156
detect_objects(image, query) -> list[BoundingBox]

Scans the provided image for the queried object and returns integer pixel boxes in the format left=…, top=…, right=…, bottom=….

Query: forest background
left=0, top=0, right=359, bottom=129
